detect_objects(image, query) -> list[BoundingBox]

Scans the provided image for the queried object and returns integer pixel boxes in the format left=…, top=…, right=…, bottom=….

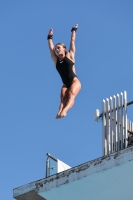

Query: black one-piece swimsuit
left=56, top=57, right=77, bottom=88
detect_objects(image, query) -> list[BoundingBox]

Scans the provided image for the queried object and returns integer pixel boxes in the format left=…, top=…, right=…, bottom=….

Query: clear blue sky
left=0, top=1, right=133, bottom=199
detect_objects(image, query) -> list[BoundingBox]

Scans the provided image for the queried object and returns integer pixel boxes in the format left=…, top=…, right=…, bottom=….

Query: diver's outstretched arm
left=47, top=28, right=57, bottom=64
left=69, top=24, right=78, bottom=57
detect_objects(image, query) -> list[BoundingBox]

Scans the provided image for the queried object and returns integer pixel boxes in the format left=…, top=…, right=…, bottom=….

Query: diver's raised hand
left=48, top=28, right=53, bottom=36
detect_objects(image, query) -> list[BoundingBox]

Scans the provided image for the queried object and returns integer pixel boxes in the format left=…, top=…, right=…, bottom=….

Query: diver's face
left=55, top=45, right=65, bottom=55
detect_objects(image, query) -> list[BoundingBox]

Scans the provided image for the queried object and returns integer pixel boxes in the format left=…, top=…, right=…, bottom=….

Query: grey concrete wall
left=13, top=146, right=133, bottom=200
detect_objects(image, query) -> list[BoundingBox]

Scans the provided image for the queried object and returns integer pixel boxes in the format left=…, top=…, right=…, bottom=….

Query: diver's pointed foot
left=55, top=113, right=61, bottom=119
left=60, top=111, right=67, bottom=118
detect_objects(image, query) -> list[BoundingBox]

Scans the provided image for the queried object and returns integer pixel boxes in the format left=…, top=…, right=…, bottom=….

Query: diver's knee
left=60, top=95, right=66, bottom=103
left=68, top=91, right=75, bottom=99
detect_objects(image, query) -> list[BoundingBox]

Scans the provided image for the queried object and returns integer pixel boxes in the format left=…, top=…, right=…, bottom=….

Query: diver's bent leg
left=56, top=86, right=68, bottom=119
left=60, top=79, right=81, bottom=117
left=56, top=102, right=63, bottom=119
left=60, top=92, right=75, bottom=117
left=56, top=100, right=66, bottom=119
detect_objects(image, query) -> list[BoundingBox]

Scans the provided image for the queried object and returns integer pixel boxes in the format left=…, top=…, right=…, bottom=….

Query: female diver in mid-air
left=47, top=24, right=81, bottom=119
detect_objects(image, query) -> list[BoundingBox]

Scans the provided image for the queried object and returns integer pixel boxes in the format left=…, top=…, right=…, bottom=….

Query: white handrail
left=95, top=91, right=133, bottom=156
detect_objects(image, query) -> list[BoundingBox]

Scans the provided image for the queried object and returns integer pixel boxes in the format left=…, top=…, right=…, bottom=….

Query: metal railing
left=95, top=91, right=133, bottom=156
left=46, top=153, right=71, bottom=177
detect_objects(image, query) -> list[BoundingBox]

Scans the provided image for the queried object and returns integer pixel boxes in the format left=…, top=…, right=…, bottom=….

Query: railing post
left=117, top=94, right=121, bottom=151
left=102, top=100, right=106, bottom=156
left=106, top=98, right=110, bottom=155
left=110, top=97, right=113, bottom=153
left=46, top=158, right=50, bottom=178
left=113, top=95, right=117, bottom=152
left=124, top=91, right=128, bottom=148
left=120, top=93, right=124, bottom=149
